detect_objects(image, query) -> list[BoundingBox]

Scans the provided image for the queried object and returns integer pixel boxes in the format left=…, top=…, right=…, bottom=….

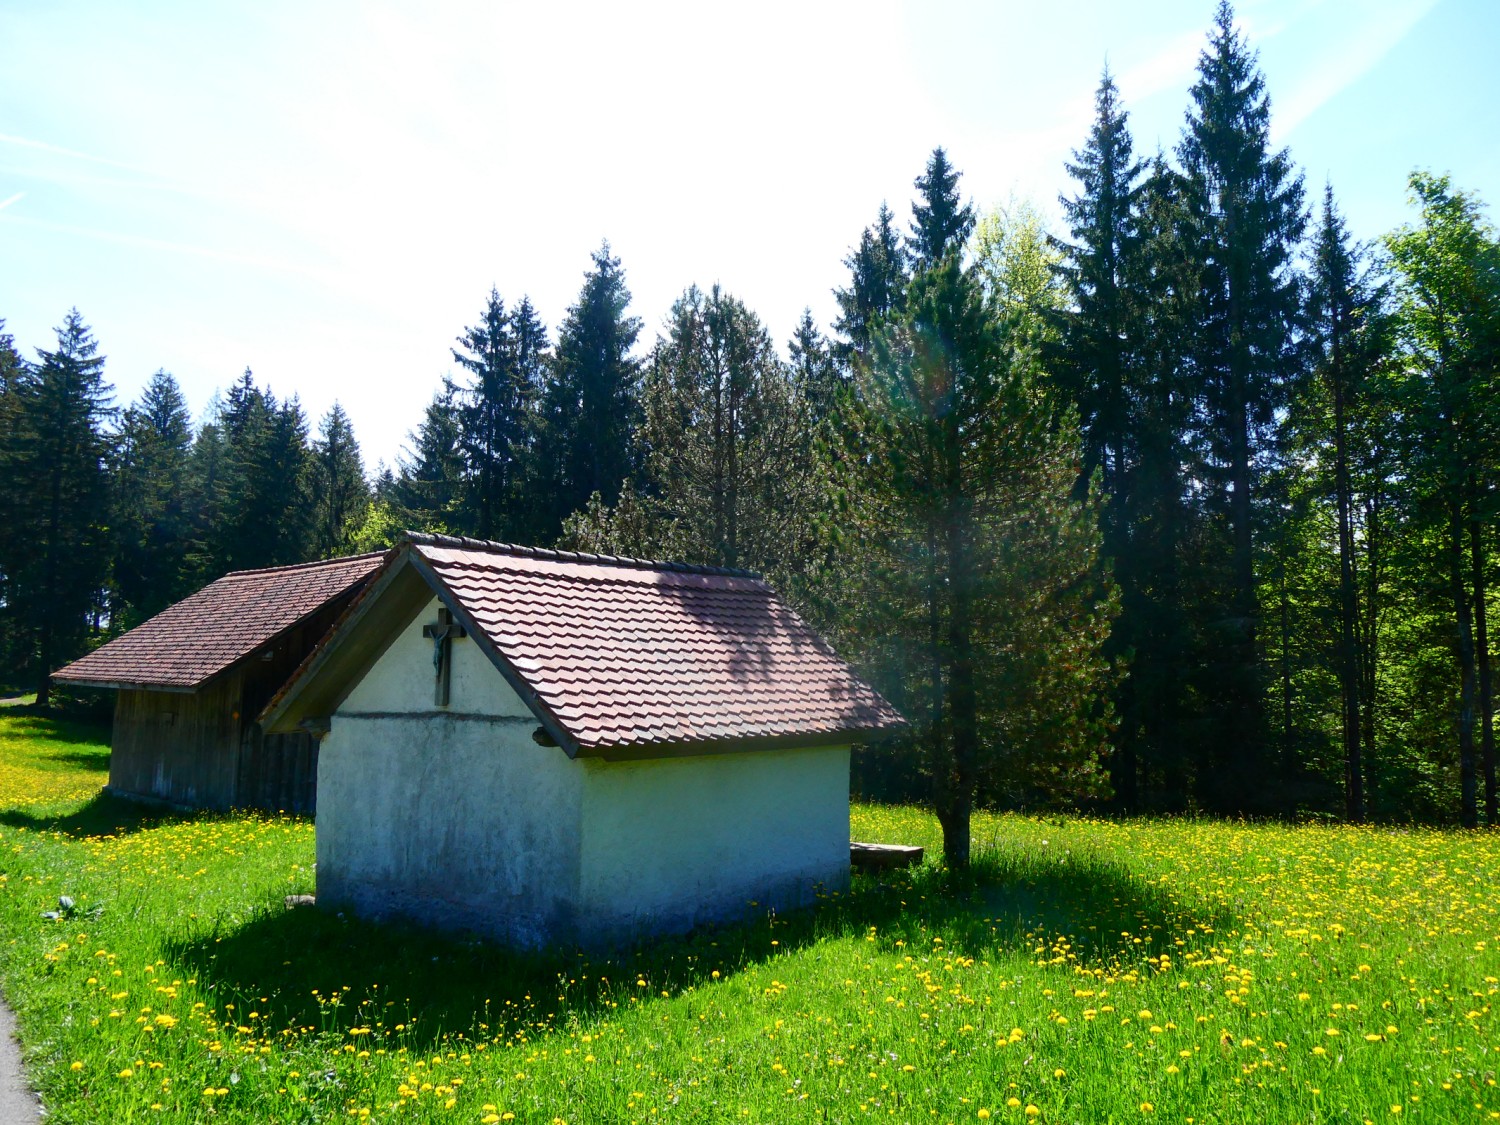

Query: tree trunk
left=1332, top=337, right=1363, bottom=820
left=1359, top=493, right=1382, bottom=816
left=1450, top=496, right=1479, bottom=828
left=1473, top=517, right=1495, bottom=826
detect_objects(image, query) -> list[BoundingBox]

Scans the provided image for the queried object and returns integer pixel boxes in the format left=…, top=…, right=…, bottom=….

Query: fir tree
left=834, top=203, right=908, bottom=361
left=908, top=147, right=975, bottom=270
left=831, top=159, right=1114, bottom=865
left=112, top=370, right=197, bottom=625
left=13, top=311, right=115, bottom=702
left=310, top=402, right=369, bottom=558
left=1054, top=68, right=1145, bottom=498
left=1177, top=1, right=1307, bottom=814
left=452, top=288, right=539, bottom=540
left=787, top=309, right=844, bottom=429
left=535, top=242, right=642, bottom=538
left=208, top=371, right=312, bottom=572
left=395, top=380, right=465, bottom=533
left=1304, top=185, right=1390, bottom=821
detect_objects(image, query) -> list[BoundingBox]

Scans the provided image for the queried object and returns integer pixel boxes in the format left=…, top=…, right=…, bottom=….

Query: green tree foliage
left=7, top=311, right=115, bottom=703
left=907, top=147, right=975, bottom=269
left=787, top=309, right=844, bottom=430
left=829, top=152, right=1115, bottom=866
left=834, top=203, right=908, bottom=362
left=534, top=243, right=643, bottom=539
left=394, top=380, right=465, bottom=534
left=1053, top=69, right=1144, bottom=500
left=310, top=402, right=370, bottom=558
left=1300, top=187, right=1392, bottom=820
left=1385, top=173, right=1500, bottom=827
left=1176, top=1, right=1306, bottom=813
left=207, top=370, right=312, bottom=574
left=112, top=370, right=197, bottom=626
left=452, top=288, right=544, bottom=541
left=0, top=321, right=29, bottom=673
left=563, top=285, right=813, bottom=579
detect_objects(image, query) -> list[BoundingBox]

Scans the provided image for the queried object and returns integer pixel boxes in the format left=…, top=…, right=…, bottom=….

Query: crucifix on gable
left=422, top=607, right=467, bottom=707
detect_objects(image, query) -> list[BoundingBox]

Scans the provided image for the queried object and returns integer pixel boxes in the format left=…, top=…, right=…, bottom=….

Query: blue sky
left=2, top=0, right=1495, bottom=467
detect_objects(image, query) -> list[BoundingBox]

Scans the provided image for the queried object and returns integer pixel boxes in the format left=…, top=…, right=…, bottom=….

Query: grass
left=0, top=713, right=1496, bottom=1122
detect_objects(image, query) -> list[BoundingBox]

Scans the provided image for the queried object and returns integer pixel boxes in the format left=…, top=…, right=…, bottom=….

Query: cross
left=422, top=607, right=467, bottom=706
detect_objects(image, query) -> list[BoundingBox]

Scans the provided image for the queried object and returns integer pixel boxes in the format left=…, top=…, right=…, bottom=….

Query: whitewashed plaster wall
left=317, top=592, right=853, bottom=949
left=575, top=746, right=851, bottom=945
left=317, top=595, right=584, bottom=947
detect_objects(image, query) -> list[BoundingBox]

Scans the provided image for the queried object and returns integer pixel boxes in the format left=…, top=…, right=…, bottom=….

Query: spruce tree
left=112, top=370, right=197, bottom=625
left=787, top=309, right=844, bottom=429
left=452, top=288, right=539, bottom=541
left=395, top=380, right=465, bottom=533
left=14, top=310, right=115, bottom=702
left=908, top=147, right=976, bottom=269
left=0, top=321, right=31, bottom=677
left=208, top=371, right=312, bottom=572
left=310, top=402, right=369, bottom=558
left=834, top=203, right=908, bottom=361
left=535, top=242, right=642, bottom=538
left=1113, top=156, right=1205, bottom=811
left=1305, top=185, right=1389, bottom=821
left=1055, top=68, right=1145, bottom=499
left=572, top=285, right=808, bottom=574
left=1177, top=1, right=1306, bottom=813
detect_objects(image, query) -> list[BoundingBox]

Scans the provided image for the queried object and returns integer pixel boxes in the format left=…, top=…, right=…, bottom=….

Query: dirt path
left=0, top=997, right=40, bottom=1123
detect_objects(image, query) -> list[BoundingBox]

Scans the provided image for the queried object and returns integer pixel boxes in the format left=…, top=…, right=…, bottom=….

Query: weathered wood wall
left=106, top=589, right=358, bottom=814
left=111, top=677, right=243, bottom=810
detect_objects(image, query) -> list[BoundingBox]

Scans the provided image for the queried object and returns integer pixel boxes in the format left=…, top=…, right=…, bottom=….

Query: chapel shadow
left=161, top=845, right=1236, bottom=1050
left=0, top=789, right=197, bottom=839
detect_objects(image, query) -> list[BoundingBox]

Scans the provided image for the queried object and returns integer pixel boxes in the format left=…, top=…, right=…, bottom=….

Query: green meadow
left=0, top=710, right=1496, bottom=1124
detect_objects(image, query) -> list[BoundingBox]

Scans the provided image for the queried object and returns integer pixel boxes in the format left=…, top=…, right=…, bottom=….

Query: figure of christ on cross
left=422, top=607, right=467, bottom=707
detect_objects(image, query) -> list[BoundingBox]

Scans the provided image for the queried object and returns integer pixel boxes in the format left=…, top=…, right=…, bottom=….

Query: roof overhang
left=262, top=538, right=908, bottom=760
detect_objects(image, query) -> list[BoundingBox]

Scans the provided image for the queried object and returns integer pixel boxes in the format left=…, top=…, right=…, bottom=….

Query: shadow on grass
left=0, top=705, right=110, bottom=746
left=0, top=790, right=197, bottom=838
left=40, top=749, right=110, bottom=773
left=161, top=844, right=1238, bottom=1049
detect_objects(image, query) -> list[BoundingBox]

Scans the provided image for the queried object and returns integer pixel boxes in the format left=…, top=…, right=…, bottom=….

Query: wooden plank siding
left=106, top=588, right=359, bottom=814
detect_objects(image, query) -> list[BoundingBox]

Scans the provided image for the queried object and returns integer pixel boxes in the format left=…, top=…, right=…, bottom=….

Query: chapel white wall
left=317, top=596, right=583, bottom=947
left=575, top=746, right=851, bottom=945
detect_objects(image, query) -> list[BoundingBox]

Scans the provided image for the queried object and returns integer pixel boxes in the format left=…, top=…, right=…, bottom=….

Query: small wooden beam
left=850, top=842, right=924, bottom=872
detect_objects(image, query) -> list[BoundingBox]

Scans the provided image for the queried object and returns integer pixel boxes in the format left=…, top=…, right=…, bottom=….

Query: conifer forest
left=3, top=5, right=1497, bottom=838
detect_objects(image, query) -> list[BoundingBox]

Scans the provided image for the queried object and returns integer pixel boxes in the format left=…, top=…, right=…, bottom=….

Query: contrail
left=0, top=192, right=23, bottom=211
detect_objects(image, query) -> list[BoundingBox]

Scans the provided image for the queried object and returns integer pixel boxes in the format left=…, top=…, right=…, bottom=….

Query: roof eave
left=47, top=676, right=201, bottom=694
left=580, top=720, right=909, bottom=763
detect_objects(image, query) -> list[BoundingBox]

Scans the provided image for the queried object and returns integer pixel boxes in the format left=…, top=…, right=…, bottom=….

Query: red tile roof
left=52, top=553, right=385, bottom=691
left=404, top=534, right=905, bottom=754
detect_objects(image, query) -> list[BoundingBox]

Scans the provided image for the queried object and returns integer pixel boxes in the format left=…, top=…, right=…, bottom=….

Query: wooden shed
left=52, top=553, right=383, bottom=813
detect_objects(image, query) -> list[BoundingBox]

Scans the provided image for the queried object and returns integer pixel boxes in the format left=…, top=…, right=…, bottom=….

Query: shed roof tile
left=52, top=553, right=385, bottom=690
